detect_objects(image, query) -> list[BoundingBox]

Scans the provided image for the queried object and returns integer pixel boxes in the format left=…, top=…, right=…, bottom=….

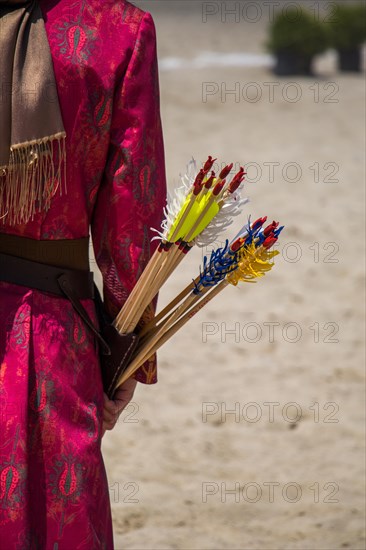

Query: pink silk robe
left=0, top=0, right=166, bottom=548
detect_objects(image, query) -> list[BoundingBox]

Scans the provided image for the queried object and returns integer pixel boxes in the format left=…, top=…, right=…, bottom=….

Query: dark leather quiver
left=93, top=285, right=139, bottom=399
left=100, top=326, right=139, bottom=399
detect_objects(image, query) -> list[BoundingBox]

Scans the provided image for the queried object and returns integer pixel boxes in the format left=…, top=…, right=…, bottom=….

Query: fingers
left=102, top=393, right=128, bottom=432
left=104, top=390, right=133, bottom=415
left=102, top=419, right=115, bottom=433
left=101, top=381, right=138, bottom=434
left=102, top=392, right=118, bottom=432
left=103, top=392, right=117, bottom=413
left=113, top=380, right=137, bottom=412
left=102, top=404, right=119, bottom=432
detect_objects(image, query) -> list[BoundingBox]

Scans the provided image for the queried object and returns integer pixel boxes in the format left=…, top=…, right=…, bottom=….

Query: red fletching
left=263, top=236, right=277, bottom=249
left=219, top=163, right=233, bottom=180
left=203, top=156, right=217, bottom=172
left=252, top=216, right=267, bottom=231
left=212, top=179, right=226, bottom=196
left=194, top=169, right=205, bottom=187
left=204, top=171, right=215, bottom=189
left=263, top=220, right=279, bottom=237
left=228, top=167, right=246, bottom=193
left=193, top=182, right=204, bottom=195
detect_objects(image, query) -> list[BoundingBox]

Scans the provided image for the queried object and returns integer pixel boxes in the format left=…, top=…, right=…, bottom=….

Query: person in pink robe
left=0, top=0, right=166, bottom=547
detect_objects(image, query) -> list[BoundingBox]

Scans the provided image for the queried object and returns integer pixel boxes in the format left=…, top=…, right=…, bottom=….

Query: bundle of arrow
left=113, top=156, right=284, bottom=387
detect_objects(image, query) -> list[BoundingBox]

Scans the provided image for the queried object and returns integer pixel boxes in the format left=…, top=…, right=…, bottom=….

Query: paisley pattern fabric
left=0, top=0, right=166, bottom=547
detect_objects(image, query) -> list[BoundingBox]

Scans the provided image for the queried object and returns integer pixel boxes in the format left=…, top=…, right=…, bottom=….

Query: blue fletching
left=273, top=225, right=284, bottom=238
left=193, top=240, right=238, bottom=294
left=245, top=224, right=254, bottom=245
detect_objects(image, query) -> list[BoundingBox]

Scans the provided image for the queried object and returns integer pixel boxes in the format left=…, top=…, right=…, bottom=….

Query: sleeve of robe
left=91, top=12, right=167, bottom=385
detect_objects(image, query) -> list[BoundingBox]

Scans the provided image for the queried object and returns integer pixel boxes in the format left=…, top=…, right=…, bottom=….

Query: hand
left=102, top=377, right=138, bottom=437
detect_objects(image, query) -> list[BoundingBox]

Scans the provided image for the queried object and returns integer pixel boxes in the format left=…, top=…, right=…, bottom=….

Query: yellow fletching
left=227, top=243, right=279, bottom=286
left=166, top=191, right=219, bottom=242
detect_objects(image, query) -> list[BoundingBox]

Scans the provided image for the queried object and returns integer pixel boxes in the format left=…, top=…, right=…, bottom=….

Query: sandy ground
left=96, top=2, right=365, bottom=549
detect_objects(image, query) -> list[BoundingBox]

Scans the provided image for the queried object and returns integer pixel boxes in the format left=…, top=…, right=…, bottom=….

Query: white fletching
left=151, top=158, right=197, bottom=241
left=195, top=185, right=249, bottom=247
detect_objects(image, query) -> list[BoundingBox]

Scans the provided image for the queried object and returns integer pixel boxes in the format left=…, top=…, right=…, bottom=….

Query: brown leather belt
left=0, top=233, right=93, bottom=298
left=0, top=251, right=94, bottom=300
left=0, top=233, right=89, bottom=270
left=0, top=233, right=111, bottom=354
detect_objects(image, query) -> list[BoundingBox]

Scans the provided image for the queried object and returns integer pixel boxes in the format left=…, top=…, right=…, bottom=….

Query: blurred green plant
left=327, top=3, right=366, bottom=50
left=267, top=8, right=329, bottom=57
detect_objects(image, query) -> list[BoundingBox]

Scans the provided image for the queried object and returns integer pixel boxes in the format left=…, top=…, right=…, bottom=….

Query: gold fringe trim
left=0, top=133, right=67, bottom=226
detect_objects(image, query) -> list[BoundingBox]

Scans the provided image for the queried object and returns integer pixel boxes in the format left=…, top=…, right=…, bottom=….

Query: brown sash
left=0, top=0, right=66, bottom=225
